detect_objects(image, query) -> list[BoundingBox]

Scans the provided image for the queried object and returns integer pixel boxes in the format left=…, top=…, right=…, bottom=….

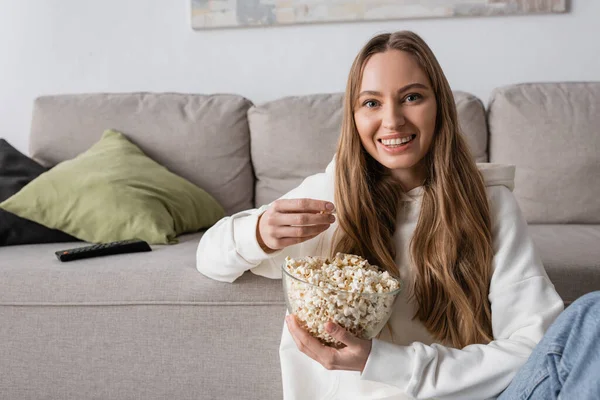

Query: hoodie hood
left=477, top=163, right=516, bottom=191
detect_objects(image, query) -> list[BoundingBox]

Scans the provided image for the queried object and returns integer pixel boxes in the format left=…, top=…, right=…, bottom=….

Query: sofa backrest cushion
left=29, top=93, right=254, bottom=215
left=249, top=91, right=488, bottom=207
left=249, top=93, right=342, bottom=208
left=488, top=83, right=600, bottom=223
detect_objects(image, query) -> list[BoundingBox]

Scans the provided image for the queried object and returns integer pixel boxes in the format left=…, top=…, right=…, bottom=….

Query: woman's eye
left=405, top=93, right=422, bottom=103
left=363, top=100, right=379, bottom=108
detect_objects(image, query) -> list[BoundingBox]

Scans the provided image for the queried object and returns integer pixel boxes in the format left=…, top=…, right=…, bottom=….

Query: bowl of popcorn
left=282, top=253, right=402, bottom=348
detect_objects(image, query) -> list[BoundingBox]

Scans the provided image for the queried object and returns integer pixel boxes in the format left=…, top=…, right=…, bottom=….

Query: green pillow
left=0, top=130, right=225, bottom=244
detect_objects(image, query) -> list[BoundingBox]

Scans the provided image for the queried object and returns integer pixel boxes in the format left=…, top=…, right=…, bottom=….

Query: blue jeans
left=498, top=291, right=600, bottom=400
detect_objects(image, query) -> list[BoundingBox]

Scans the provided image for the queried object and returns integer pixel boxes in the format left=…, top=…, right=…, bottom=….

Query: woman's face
left=354, top=49, right=437, bottom=189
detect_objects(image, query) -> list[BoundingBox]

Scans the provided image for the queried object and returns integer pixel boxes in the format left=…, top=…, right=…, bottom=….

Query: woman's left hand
left=285, top=314, right=372, bottom=372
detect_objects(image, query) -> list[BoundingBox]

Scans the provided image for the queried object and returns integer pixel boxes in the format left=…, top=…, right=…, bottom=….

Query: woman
left=196, top=31, right=599, bottom=399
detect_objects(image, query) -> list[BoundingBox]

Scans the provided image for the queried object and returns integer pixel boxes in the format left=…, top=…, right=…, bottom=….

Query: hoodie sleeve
left=196, top=167, right=335, bottom=283
left=360, top=185, right=564, bottom=399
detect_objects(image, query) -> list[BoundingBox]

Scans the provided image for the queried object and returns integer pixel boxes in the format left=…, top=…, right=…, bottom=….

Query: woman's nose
left=382, top=103, right=405, bottom=130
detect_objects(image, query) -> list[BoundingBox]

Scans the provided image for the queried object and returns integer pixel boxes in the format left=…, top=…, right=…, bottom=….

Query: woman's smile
left=377, top=133, right=417, bottom=153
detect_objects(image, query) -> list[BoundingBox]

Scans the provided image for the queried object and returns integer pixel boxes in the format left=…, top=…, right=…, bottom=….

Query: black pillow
left=0, top=138, right=80, bottom=246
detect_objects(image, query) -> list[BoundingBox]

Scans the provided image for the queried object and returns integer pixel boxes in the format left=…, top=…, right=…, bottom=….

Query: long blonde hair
left=333, top=31, right=494, bottom=348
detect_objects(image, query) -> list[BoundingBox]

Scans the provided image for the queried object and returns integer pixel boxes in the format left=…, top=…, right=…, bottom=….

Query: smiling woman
left=353, top=51, right=437, bottom=192
left=196, top=30, right=600, bottom=400
left=333, top=31, right=496, bottom=349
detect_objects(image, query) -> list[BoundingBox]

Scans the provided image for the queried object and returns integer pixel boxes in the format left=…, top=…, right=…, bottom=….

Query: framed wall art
left=191, top=0, right=568, bottom=30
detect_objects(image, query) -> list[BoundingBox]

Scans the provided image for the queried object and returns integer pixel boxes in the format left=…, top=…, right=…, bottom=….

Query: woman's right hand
left=256, top=199, right=336, bottom=253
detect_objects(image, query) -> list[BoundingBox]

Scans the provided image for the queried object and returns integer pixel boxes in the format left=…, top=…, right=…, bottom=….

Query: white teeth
left=381, top=135, right=413, bottom=146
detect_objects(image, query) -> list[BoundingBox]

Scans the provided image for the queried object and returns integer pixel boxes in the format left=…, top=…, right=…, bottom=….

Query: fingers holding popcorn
left=257, top=198, right=336, bottom=252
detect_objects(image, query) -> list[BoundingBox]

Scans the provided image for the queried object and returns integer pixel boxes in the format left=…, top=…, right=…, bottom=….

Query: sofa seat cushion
left=0, top=233, right=286, bottom=400
left=528, top=224, right=600, bottom=305
left=3, top=226, right=595, bottom=307
left=0, top=233, right=284, bottom=305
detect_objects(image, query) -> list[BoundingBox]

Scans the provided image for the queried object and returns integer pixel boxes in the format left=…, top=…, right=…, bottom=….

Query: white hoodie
left=196, top=159, right=564, bottom=400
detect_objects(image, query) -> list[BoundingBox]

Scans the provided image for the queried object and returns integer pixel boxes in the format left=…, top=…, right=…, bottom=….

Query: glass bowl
left=281, top=257, right=402, bottom=348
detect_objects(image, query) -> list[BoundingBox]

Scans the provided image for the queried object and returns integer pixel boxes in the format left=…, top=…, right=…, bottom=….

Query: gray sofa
left=1, top=83, right=599, bottom=400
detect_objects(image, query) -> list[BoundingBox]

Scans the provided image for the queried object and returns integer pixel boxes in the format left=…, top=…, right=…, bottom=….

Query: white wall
left=1, top=0, right=599, bottom=155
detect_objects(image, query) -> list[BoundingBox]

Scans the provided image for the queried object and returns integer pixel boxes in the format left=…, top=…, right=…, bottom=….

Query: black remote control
left=55, top=239, right=152, bottom=262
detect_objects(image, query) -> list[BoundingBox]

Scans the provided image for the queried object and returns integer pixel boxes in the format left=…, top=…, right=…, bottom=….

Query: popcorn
left=283, top=253, right=401, bottom=348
